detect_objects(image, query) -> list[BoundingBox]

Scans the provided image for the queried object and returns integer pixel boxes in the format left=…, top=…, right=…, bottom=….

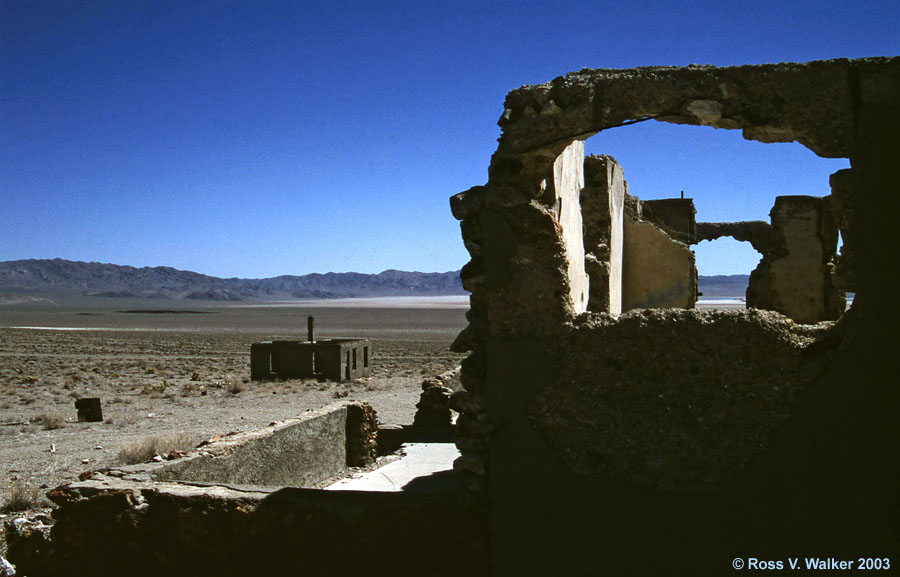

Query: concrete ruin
left=5, top=57, right=898, bottom=577
left=5, top=403, right=487, bottom=576
left=450, top=57, right=900, bottom=575
left=697, top=195, right=845, bottom=322
left=577, top=153, right=845, bottom=318
left=250, top=338, right=370, bottom=381
left=250, top=318, right=371, bottom=382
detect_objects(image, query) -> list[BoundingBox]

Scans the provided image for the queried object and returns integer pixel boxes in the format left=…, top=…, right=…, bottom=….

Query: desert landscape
left=3, top=1, right=896, bottom=569
left=0, top=297, right=468, bottom=555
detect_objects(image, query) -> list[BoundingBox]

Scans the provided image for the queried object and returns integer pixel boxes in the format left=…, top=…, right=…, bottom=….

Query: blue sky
left=1, top=1, right=897, bottom=278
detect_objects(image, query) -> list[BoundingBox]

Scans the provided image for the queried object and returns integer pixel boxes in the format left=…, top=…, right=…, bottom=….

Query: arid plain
left=0, top=297, right=468, bottom=538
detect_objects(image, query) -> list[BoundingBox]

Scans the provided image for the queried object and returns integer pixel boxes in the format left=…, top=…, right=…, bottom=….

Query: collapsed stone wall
left=413, top=367, right=461, bottom=429
left=451, top=57, right=900, bottom=574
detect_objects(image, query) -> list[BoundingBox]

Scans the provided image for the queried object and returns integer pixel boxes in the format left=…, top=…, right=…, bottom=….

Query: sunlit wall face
left=585, top=121, right=849, bottom=276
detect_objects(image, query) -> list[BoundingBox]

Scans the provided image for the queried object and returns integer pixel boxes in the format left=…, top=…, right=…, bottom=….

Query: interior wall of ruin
left=641, top=198, right=697, bottom=244
left=582, top=155, right=624, bottom=314
left=827, top=168, right=858, bottom=292
left=747, top=195, right=844, bottom=323
left=451, top=57, right=900, bottom=576
left=552, top=140, right=590, bottom=314
left=622, top=216, right=697, bottom=310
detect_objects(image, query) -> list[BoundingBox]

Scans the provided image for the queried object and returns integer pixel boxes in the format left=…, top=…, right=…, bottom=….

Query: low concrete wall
left=105, top=402, right=373, bottom=489
left=154, top=406, right=348, bottom=487
left=5, top=402, right=443, bottom=577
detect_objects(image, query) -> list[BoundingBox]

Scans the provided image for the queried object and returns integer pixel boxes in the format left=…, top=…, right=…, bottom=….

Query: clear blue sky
left=2, top=1, right=897, bottom=278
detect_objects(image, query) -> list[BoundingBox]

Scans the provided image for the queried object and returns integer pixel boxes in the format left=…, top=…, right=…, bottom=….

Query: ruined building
left=5, top=58, right=898, bottom=577
left=579, top=156, right=846, bottom=322
left=250, top=317, right=371, bottom=382
left=450, top=57, right=900, bottom=575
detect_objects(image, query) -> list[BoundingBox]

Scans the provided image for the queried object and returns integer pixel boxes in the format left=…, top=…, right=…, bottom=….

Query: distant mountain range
left=697, top=274, right=750, bottom=298
left=0, top=259, right=750, bottom=302
left=0, top=259, right=466, bottom=301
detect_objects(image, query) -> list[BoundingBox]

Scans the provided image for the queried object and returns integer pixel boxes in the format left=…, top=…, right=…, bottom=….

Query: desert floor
left=0, top=296, right=469, bottom=553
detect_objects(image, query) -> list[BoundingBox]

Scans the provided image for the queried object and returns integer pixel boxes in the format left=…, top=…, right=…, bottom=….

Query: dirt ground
left=0, top=297, right=468, bottom=554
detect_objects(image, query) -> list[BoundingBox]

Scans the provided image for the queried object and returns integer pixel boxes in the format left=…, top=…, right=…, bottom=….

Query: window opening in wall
left=693, top=237, right=761, bottom=309
left=345, top=351, right=351, bottom=380
left=352, top=348, right=357, bottom=370
left=584, top=120, right=849, bottom=318
left=363, top=347, right=369, bottom=368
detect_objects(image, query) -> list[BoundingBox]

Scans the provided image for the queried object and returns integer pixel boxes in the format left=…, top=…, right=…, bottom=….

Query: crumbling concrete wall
left=828, top=168, right=858, bottom=292
left=154, top=407, right=349, bottom=487
left=118, top=402, right=376, bottom=488
left=641, top=198, right=697, bottom=244
left=8, top=479, right=487, bottom=577
left=747, top=195, right=844, bottom=323
left=582, top=155, right=625, bottom=314
left=531, top=309, right=825, bottom=492
left=451, top=57, right=900, bottom=576
left=554, top=140, right=590, bottom=314
left=5, top=402, right=466, bottom=577
left=582, top=155, right=697, bottom=313
left=696, top=220, right=773, bottom=254
left=622, top=215, right=697, bottom=310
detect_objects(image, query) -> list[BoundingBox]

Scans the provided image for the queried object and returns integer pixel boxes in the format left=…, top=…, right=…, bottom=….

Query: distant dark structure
left=74, top=397, right=103, bottom=422
left=250, top=316, right=370, bottom=382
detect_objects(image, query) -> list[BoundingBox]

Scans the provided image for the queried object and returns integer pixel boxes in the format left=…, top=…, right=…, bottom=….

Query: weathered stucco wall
left=582, top=155, right=624, bottom=315
left=451, top=57, right=900, bottom=576
left=622, top=217, right=697, bottom=310
left=747, top=195, right=843, bottom=323
left=553, top=140, right=590, bottom=314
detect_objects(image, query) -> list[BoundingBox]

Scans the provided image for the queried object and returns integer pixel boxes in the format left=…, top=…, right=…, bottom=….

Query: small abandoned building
left=250, top=317, right=370, bottom=381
